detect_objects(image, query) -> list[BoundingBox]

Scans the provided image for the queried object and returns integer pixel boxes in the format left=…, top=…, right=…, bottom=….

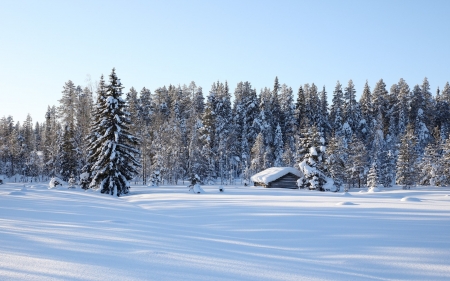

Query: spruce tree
left=273, top=123, right=284, bottom=167
left=396, top=125, right=418, bottom=189
left=87, top=69, right=140, bottom=196
left=330, top=81, right=344, bottom=136
left=366, top=162, right=379, bottom=189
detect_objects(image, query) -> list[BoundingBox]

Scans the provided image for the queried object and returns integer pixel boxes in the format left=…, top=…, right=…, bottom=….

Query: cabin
left=251, top=167, right=302, bottom=189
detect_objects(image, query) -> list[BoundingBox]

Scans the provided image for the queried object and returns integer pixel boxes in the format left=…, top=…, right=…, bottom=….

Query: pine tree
left=326, top=136, right=346, bottom=191
left=396, top=124, right=418, bottom=189
left=87, top=69, right=141, bottom=196
left=295, top=86, right=306, bottom=130
left=366, top=162, right=379, bottom=189
left=297, top=125, right=328, bottom=190
left=273, top=123, right=284, bottom=167
left=347, top=136, right=368, bottom=188
left=250, top=133, right=265, bottom=173
left=359, top=81, right=372, bottom=143
left=330, top=81, right=344, bottom=136
left=418, top=142, right=440, bottom=186
left=343, top=79, right=357, bottom=131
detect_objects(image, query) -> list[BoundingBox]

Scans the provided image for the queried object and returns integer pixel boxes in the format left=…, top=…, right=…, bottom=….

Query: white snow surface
left=251, top=167, right=302, bottom=185
left=1, top=183, right=450, bottom=280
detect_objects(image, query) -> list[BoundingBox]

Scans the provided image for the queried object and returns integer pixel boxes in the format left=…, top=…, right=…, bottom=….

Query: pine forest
left=1, top=69, right=450, bottom=193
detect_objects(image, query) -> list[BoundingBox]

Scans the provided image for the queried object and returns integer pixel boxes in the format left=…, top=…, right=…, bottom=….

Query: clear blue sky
left=1, top=0, right=449, bottom=123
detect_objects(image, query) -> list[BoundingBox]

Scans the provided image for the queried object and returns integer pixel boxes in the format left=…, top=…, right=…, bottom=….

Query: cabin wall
left=268, top=173, right=299, bottom=189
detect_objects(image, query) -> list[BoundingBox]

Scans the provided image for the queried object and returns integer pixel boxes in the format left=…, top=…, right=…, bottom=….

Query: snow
left=251, top=167, right=302, bottom=184
left=335, top=201, right=357, bottom=205
left=80, top=172, right=89, bottom=181
left=189, top=183, right=205, bottom=194
left=49, top=177, right=64, bottom=188
left=400, top=196, right=422, bottom=202
left=1, top=183, right=450, bottom=280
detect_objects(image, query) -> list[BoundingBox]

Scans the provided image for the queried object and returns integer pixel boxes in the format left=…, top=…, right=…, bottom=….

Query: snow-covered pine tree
left=343, top=80, right=357, bottom=132
left=58, top=80, right=79, bottom=177
left=366, top=162, right=379, bottom=190
left=282, top=142, right=294, bottom=167
left=297, top=125, right=328, bottom=191
left=330, top=81, right=344, bottom=137
left=326, top=135, right=346, bottom=191
left=371, top=79, right=388, bottom=134
left=319, top=86, right=331, bottom=140
left=59, top=124, right=76, bottom=181
left=396, top=124, right=418, bottom=189
left=273, top=123, right=284, bottom=167
left=250, top=132, right=265, bottom=174
left=188, top=119, right=208, bottom=181
left=233, top=81, right=259, bottom=167
left=347, top=135, right=368, bottom=188
left=137, top=87, right=153, bottom=184
left=417, top=142, right=441, bottom=186
left=294, top=85, right=306, bottom=130
left=396, top=79, right=410, bottom=137
left=358, top=81, right=372, bottom=144
left=441, top=137, right=450, bottom=185
left=435, top=85, right=450, bottom=141
left=87, top=69, right=141, bottom=196
left=280, top=84, right=296, bottom=149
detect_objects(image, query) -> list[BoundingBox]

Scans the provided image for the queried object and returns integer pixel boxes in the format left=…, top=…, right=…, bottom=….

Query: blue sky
left=1, top=0, right=449, bottom=123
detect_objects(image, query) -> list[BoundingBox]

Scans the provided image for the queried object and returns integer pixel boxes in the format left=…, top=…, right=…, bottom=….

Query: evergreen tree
left=297, top=125, right=328, bottom=190
left=330, top=81, right=344, bottom=136
left=295, top=86, right=306, bottom=130
left=273, top=123, right=284, bottom=167
left=366, top=162, right=379, bottom=189
left=87, top=69, right=141, bottom=196
left=343, top=79, right=357, bottom=131
left=396, top=124, right=418, bottom=189
left=250, top=133, right=265, bottom=173
left=326, top=136, right=346, bottom=191
left=347, top=136, right=368, bottom=188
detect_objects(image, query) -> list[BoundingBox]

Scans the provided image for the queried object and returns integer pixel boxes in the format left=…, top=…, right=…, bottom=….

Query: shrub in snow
left=49, top=177, right=63, bottom=188
left=79, top=172, right=90, bottom=190
left=219, top=186, right=224, bottom=192
left=188, top=174, right=202, bottom=193
left=188, top=183, right=204, bottom=194
left=68, top=174, right=76, bottom=188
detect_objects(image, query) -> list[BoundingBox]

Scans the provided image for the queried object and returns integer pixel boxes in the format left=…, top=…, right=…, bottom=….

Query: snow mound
left=189, top=184, right=205, bottom=194
left=251, top=167, right=302, bottom=185
left=49, top=177, right=64, bottom=189
left=358, top=190, right=366, bottom=193
left=400, top=197, right=421, bottom=202
left=336, top=202, right=356, bottom=206
left=368, top=187, right=380, bottom=193
left=343, top=192, right=352, bottom=197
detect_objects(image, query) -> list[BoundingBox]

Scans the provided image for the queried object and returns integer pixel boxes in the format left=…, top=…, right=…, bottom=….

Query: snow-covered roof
left=251, top=167, right=302, bottom=185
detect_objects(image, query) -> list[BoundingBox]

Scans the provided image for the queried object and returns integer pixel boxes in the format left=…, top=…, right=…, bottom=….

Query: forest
left=1, top=68, right=449, bottom=192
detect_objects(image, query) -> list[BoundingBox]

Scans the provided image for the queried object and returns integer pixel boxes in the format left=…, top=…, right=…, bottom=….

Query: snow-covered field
left=1, top=182, right=450, bottom=280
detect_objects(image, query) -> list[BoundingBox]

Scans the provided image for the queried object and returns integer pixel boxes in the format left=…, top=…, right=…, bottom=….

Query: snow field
left=1, top=183, right=450, bottom=280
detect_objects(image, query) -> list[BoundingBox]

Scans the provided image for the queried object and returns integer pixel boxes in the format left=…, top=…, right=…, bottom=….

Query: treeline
left=1, top=72, right=450, bottom=190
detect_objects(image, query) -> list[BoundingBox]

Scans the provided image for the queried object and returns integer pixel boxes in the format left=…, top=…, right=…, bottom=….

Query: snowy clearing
left=1, top=183, right=450, bottom=280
